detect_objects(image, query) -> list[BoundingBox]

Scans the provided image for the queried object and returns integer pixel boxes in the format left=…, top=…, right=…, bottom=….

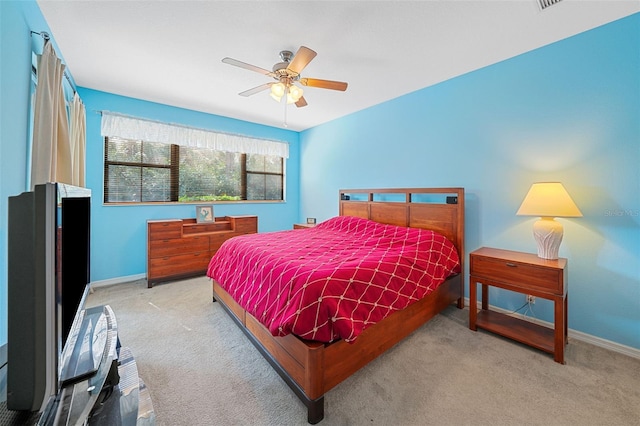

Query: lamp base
left=532, top=217, right=563, bottom=260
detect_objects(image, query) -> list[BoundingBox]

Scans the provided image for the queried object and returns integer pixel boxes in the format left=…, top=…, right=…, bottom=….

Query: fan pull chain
left=283, top=88, right=288, bottom=127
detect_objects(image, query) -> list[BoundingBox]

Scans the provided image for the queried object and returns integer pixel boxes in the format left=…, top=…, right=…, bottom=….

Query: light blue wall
left=79, top=89, right=300, bottom=283
left=0, top=0, right=59, bottom=345
left=299, top=14, right=640, bottom=349
left=0, top=0, right=299, bottom=344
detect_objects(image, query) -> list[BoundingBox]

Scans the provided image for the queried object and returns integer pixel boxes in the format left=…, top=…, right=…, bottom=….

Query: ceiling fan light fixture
left=270, top=82, right=285, bottom=102
left=223, top=45, right=347, bottom=110
left=270, top=92, right=282, bottom=102
left=287, top=84, right=304, bottom=103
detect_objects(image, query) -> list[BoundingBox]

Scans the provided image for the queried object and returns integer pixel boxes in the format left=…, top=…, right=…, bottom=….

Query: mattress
left=207, top=215, right=460, bottom=343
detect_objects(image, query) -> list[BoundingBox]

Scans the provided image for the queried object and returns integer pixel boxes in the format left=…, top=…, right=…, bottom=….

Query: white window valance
left=100, top=112, right=289, bottom=158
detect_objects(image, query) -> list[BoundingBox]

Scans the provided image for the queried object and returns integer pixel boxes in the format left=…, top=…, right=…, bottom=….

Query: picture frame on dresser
left=196, top=205, right=214, bottom=223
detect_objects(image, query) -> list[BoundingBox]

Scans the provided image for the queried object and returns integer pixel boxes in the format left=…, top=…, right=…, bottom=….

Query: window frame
left=103, top=137, right=285, bottom=204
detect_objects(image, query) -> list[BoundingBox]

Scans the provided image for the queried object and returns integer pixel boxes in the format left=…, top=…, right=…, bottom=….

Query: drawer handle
left=505, top=262, right=517, bottom=267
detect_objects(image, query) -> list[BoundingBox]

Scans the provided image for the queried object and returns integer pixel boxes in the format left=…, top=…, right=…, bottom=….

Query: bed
left=207, top=188, right=465, bottom=423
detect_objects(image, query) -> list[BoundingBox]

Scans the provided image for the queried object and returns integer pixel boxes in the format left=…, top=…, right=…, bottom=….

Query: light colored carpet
left=87, top=277, right=640, bottom=426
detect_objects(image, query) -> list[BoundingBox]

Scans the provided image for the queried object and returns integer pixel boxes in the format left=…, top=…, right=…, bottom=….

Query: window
left=104, top=137, right=284, bottom=203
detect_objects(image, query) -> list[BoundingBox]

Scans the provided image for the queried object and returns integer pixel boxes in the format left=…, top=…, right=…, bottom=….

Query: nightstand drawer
left=471, top=255, right=563, bottom=293
left=293, top=223, right=315, bottom=229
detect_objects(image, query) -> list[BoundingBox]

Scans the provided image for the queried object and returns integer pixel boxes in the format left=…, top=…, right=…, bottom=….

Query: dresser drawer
left=471, top=255, right=563, bottom=293
left=183, top=222, right=232, bottom=234
left=149, top=251, right=211, bottom=277
left=233, top=216, right=258, bottom=234
left=210, top=233, right=233, bottom=251
left=148, top=221, right=182, bottom=240
left=148, top=236, right=209, bottom=258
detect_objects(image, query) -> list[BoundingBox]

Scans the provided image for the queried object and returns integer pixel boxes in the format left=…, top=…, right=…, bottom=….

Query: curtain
left=100, top=112, right=289, bottom=158
left=31, top=41, right=72, bottom=188
left=69, top=93, right=86, bottom=187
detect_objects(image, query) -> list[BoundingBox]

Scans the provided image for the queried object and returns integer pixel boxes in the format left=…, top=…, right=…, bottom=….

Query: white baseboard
left=464, top=297, right=640, bottom=360
left=90, top=273, right=146, bottom=289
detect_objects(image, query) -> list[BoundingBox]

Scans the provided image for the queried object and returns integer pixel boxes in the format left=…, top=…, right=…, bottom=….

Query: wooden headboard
left=339, top=188, right=465, bottom=260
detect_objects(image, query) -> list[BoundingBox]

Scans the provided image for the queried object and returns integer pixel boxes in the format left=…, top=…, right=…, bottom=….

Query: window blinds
left=100, top=112, right=289, bottom=158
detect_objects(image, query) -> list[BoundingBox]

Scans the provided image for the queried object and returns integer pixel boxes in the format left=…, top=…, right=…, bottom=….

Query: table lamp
left=516, top=182, right=582, bottom=260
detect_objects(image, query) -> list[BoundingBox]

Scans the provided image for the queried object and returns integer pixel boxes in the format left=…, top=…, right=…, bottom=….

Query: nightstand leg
left=481, top=283, right=488, bottom=310
left=554, top=295, right=566, bottom=364
left=469, top=278, right=477, bottom=331
left=564, top=294, right=568, bottom=341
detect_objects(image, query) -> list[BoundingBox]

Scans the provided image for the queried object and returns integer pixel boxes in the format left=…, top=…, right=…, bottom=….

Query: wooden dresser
left=147, top=215, right=257, bottom=287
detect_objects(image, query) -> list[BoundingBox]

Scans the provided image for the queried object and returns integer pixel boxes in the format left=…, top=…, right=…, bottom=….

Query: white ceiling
left=37, top=1, right=639, bottom=132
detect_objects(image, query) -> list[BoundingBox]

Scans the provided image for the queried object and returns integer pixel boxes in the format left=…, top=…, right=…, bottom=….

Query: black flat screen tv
left=7, top=182, right=91, bottom=412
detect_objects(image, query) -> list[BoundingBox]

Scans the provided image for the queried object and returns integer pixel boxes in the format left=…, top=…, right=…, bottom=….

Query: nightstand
left=469, top=247, right=568, bottom=364
left=293, top=223, right=315, bottom=229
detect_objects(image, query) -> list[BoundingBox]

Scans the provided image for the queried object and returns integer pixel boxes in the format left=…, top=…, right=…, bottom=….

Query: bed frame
left=212, top=188, right=465, bottom=423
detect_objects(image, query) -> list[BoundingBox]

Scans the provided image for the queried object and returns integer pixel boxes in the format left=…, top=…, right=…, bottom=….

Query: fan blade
left=287, top=46, right=317, bottom=75
left=239, top=83, right=273, bottom=97
left=299, top=78, right=348, bottom=91
left=295, top=96, right=308, bottom=108
left=222, top=57, right=274, bottom=76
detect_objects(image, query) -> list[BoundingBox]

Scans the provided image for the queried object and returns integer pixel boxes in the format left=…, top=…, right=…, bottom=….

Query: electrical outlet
left=526, top=295, right=536, bottom=304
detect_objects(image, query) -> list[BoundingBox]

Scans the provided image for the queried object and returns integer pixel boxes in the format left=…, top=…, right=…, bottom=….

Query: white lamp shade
left=516, top=182, right=582, bottom=218
left=517, top=182, right=582, bottom=259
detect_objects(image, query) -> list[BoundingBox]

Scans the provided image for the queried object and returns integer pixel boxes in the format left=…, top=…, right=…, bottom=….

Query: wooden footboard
left=212, top=273, right=462, bottom=424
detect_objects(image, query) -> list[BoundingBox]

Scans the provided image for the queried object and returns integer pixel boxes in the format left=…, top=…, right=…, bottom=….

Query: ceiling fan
left=222, top=46, right=348, bottom=108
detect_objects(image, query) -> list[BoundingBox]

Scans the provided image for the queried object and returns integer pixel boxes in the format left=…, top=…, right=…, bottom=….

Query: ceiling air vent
left=537, top=0, right=563, bottom=10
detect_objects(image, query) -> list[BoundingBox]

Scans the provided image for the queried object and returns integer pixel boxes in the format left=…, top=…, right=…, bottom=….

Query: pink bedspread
left=207, top=216, right=460, bottom=343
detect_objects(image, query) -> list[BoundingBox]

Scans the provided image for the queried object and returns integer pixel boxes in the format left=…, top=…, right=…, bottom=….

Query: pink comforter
left=207, top=216, right=460, bottom=343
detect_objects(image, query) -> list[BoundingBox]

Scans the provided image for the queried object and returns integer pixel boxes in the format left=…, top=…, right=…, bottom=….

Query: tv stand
left=0, top=305, right=155, bottom=425
left=86, top=346, right=155, bottom=425
left=45, top=304, right=155, bottom=425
